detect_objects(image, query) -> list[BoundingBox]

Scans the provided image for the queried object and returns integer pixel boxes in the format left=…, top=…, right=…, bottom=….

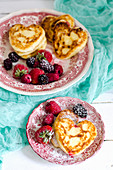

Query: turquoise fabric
left=0, top=0, right=113, bottom=168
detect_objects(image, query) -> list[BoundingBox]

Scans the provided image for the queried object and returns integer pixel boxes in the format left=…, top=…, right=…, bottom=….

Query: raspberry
left=45, top=101, right=61, bottom=115
left=8, top=52, right=20, bottom=62
left=42, top=113, right=54, bottom=125
left=26, top=57, right=35, bottom=68
left=46, top=73, right=59, bottom=83
left=38, top=50, right=53, bottom=63
left=4, top=58, right=12, bottom=70
left=54, top=64, right=63, bottom=76
left=29, top=68, right=44, bottom=84
left=21, top=74, right=32, bottom=84
left=73, top=103, right=87, bottom=118
left=38, top=74, right=49, bottom=85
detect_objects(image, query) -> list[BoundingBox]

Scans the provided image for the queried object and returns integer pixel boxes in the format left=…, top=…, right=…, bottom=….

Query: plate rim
left=0, top=9, right=94, bottom=95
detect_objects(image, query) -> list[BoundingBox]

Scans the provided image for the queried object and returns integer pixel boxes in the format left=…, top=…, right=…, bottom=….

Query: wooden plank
left=0, top=1, right=54, bottom=13
left=91, top=103, right=113, bottom=140
left=2, top=142, right=113, bottom=170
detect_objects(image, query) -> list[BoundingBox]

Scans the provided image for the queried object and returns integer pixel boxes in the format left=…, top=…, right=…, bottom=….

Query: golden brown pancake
left=52, top=109, right=97, bottom=155
left=15, top=37, right=47, bottom=59
left=41, top=14, right=75, bottom=43
left=9, top=24, right=46, bottom=53
left=53, top=22, right=88, bottom=59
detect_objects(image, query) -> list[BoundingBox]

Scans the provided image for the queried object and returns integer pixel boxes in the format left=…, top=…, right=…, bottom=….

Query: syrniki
left=53, top=22, right=88, bottom=59
left=9, top=24, right=47, bottom=59
left=41, top=14, right=75, bottom=43
left=52, top=109, right=97, bottom=155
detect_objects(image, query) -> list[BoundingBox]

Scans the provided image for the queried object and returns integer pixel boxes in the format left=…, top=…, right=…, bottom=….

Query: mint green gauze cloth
left=0, top=0, right=113, bottom=168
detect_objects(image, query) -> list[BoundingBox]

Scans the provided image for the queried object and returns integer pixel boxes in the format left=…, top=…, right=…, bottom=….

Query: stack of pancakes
left=9, top=24, right=47, bottom=59
left=51, top=110, right=97, bottom=156
left=41, top=14, right=88, bottom=59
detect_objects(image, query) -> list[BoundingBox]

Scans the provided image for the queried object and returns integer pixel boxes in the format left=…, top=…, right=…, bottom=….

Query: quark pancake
left=41, top=14, right=75, bottom=43
left=53, top=22, right=88, bottom=59
left=9, top=24, right=47, bottom=59
left=52, top=109, right=97, bottom=156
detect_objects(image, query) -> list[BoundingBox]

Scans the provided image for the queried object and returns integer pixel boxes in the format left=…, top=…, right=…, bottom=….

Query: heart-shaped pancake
left=53, top=110, right=97, bottom=155
left=9, top=24, right=46, bottom=53
left=53, top=22, right=88, bottom=59
left=41, top=14, right=75, bottom=43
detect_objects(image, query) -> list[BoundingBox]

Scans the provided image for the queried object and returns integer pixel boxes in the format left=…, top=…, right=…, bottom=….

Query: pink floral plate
left=26, top=97, right=105, bottom=165
left=0, top=9, right=94, bottom=95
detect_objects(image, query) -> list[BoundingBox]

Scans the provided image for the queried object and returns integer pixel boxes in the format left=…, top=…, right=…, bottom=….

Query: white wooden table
left=0, top=0, right=113, bottom=170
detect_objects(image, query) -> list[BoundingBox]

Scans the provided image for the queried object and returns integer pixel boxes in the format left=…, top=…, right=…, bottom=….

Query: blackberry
left=38, top=74, right=49, bottom=85
left=8, top=52, right=20, bottom=62
left=26, top=57, right=35, bottom=68
left=4, top=58, right=12, bottom=70
left=73, top=103, right=87, bottom=118
left=39, top=59, right=54, bottom=73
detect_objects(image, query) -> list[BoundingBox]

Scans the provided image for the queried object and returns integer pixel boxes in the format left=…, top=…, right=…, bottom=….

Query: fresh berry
left=38, top=74, right=49, bottom=85
left=46, top=73, right=59, bottom=83
left=39, top=59, right=54, bottom=73
left=33, top=60, right=39, bottom=68
left=73, top=103, right=87, bottom=118
left=35, top=125, right=54, bottom=144
left=21, top=74, right=32, bottom=84
left=38, top=50, right=53, bottom=63
left=54, top=64, right=63, bottom=76
left=45, top=101, right=61, bottom=115
left=13, top=64, right=29, bottom=79
left=29, top=68, right=44, bottom=84
left=8, top=52, right=20, bottom=62
left=4, top=58, right=12, bottom=70
left=36, top=53, right=54, bottom=73
left=26, top=57, right=35, bottom=68
left=42, top=113, right=54, bottom=125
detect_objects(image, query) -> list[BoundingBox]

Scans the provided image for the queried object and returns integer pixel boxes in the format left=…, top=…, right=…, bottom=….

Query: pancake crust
left=41, top=15, right=57, bottom=43
left=53, top=110, right=97, bottom=155
left=15, top=37, right=47, bottom=57
left=51, top=14, right=75, bottom=30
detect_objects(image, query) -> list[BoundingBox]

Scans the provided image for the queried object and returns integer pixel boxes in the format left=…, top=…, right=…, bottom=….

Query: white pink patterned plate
left=0, top=9, right=94, bottom=95
left=26, top=97, right=105, bottom=165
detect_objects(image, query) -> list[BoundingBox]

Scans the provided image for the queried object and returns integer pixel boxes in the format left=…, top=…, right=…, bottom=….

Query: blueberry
left=8, top=52, right=20, bottom=62
left=4, top=58, right=12, bottom=70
